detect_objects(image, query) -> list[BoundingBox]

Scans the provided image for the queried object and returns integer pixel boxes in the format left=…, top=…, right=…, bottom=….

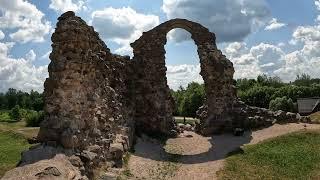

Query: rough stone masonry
left=2, top=11, right=304, bottom=180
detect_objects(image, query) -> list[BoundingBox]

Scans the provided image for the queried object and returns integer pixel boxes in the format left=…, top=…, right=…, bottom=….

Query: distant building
left=297, top=97, right=320, bottom=115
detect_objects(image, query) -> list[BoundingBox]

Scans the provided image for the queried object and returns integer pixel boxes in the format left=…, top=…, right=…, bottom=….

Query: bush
left=269, top=96, right=295, bottom=112
left=9, top=105, right=22, bottom=121
left=25, top=110, right=44, bottom=127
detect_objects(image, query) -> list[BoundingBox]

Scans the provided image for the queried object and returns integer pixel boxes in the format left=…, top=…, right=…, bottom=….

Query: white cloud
left=250, top=43, right=285, bottom=68
left=224, top=43, right=285, bottom=79
left=0, top=30, right=5, bottom=40
left=91, top=7, right=160, bottom=56
left=162, top=0, right=270, bottom=43
left=224, top=29, right=320, bottom=82
left=316, top=0, right=320, bottom=10
left=0, top=0, right=51, bottom=43
left=40, top=51, right=51, bottom=60
left=166, top=64, right=203, bottom=90
left=26, top=50, right=36, bottom=62
left=49, top=0, right=87, bottom=13
left=0, top=42, right=48, bottom=92
left=224, top=42, right=248, bottom=59
left=275, top=22, right=320, bottom=81
left=220, top=1, right=320, bottom=82
left=167, top=29, right=192, bottom=43
left=265, top=18, right=287, bottom=31
left=274, top=51, right=319, bottom=82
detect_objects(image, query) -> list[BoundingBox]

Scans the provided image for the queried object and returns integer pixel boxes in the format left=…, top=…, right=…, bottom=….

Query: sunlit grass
left=174, top=116, right=199, bottom=125
left=218, top=130, right=320, bottom=180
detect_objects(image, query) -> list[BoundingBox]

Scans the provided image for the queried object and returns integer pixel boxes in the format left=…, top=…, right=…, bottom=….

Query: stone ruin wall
left=2, top=11, right=305, bottom=180
left=131, top=19, right=236, bottom=136
left=36, top=11, right=135, bottom=177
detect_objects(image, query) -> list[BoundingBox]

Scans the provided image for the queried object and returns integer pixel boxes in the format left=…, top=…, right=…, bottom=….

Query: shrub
left=269, top=96, right=295, bottom=112
left=9, top=105, right=22, bottom=121
left=26, top=110, right=44, bottom=127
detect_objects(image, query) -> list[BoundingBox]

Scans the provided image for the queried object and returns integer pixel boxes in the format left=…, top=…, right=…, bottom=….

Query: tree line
left=0, top=88, right=43, bottom=111
left=172, top=74, right=320, bottom=117
left=1, top=73, right=319, bottom=125
left=171, top=82, right=205, bottom=118
left=0, top=88, right=44, bottom=126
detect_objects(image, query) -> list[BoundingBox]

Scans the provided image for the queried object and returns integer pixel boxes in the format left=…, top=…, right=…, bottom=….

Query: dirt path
left=127, top=123, right=320, bottom=180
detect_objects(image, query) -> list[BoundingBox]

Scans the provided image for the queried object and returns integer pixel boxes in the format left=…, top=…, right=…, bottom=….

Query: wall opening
left=165, top=28, right=205, bottom=129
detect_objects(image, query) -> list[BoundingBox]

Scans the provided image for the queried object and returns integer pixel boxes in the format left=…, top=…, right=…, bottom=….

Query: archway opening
left=164, top=28, right=205, bottom=133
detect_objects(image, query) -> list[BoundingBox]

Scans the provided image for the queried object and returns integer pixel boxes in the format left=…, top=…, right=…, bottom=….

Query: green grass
left=174, top=116, right=199, bottom=125
left=0, top=131, right=31, bottom=177
left=218, top=130, right=320, bottom=180
left=0, top=112, right=39, bottom=177
left=310, top=112, right=320, bottom=124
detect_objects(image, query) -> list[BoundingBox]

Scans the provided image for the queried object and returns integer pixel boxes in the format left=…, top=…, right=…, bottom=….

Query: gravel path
left=127, top=123, right=320, bottom=180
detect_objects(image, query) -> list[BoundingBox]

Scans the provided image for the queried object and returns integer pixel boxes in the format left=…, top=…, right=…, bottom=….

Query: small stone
left=35, top=166, right=61, bottom=177
left=93, top=128, right=101, bottom=136
left=168, top=130, right=178, bottom=138
left=185, top=124, right=192, bottom=131
left=68, top=155, right=83, bottom=167
left=87, top=145, right=101, bottom=153
left=27, top=137, right=39, bottom=144
left=99, top=172, right=117, bottom=180
left=81, top=150, right=97, bottom=162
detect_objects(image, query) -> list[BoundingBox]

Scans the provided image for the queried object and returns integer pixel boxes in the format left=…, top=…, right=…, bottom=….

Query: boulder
left=2, top=154, right=85, bottom=180
left=185, top=124, right=192, bottom=131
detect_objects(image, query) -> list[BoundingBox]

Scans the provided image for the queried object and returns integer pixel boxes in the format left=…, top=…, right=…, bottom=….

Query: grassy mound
left=218, top=130, right=320, bottom=180
left=0, top=131, right=31, bottom=177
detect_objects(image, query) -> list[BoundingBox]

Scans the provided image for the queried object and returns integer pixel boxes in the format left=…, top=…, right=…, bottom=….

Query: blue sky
left=0, top=0, right=320, bottom=91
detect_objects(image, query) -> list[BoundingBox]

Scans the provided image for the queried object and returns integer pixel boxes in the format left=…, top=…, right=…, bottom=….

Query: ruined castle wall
left=37, top=11, right=134, bottom=173
left=131, top=19, right=236, bottom=136
left=3, top=12, right=305, bottom=180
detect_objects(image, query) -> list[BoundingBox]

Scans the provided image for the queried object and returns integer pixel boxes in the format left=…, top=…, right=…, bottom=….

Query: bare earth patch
left=127, top=123, right=320, bottom=180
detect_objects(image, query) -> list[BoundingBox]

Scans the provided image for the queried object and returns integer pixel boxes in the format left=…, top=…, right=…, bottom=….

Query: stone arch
left=131, top=19, right=237, bottom=136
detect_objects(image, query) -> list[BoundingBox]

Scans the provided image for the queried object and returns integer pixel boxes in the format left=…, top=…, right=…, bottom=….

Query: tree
left=5, top=88, right=18, bottom=109
left=30, top=90, right=44, bottom=111
left=257, top=74, right=284, bottom=88
left=170, top=82, right=205, bottom=117
left=0, top=93, right=7, bottom=109
left=236, top=78, right=257, bottom=91
left=9, top=105, right=22, bottom=121
left=294, top=73, right=311, bottom=86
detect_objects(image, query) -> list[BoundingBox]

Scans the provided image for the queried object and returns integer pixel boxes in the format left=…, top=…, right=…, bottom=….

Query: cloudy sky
left=0, top=0, right=319, bottom=92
